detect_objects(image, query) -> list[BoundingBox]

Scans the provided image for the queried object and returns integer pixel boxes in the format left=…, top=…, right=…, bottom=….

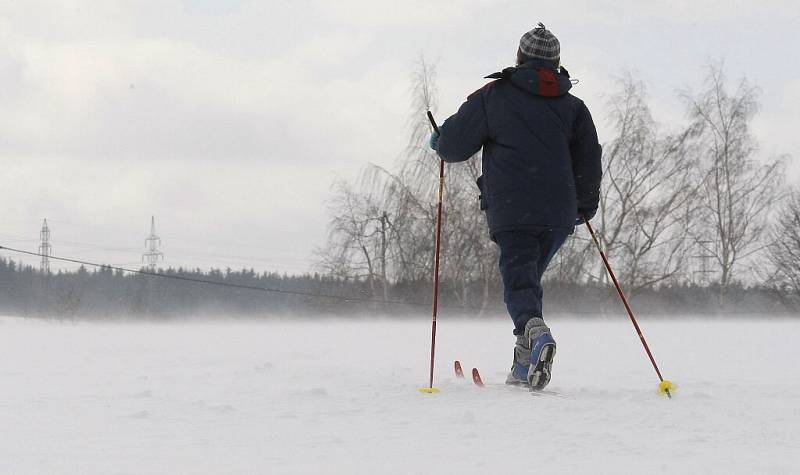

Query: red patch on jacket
left=536, top=68, right=560, bottom=97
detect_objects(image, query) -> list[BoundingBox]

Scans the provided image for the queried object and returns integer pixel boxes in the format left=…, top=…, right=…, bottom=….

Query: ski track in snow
left=1, top=315, right=799, bottom=474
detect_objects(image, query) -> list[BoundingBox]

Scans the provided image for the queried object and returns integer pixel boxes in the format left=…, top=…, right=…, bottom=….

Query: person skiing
left=429, top=23, right=602, bottom=389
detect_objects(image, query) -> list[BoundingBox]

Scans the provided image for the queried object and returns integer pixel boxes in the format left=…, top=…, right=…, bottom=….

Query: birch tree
left=595, top=75, right=697, bottom=293
left=683, top=64, right=784, bottom=304
left=767, top=191, right=800, bottom=304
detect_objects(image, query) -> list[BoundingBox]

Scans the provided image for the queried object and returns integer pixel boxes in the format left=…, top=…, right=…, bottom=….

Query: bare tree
left=547, top=233, right=595, bottom=284
left=388, top=55, right=495, bottom=307
left=767, top=191, right=800, bottom=305
left=317, top=56, right=445, bottom=300
left=683, top=64, right=785, bottom=305
left=596, top=75, right=698, bottom=293
left=358, top=56, right=442, bottom=286
left=440, top=155, right=498, bottom=309
left=318, top=56, right=500, bottom=310
left=316, top=178, right=389, bottom=299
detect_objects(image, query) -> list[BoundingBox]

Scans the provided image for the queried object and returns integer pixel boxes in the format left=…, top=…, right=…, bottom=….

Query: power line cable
left=0, top=244, right=479, bottom=311
left=45, top=218, right=314, bottom=256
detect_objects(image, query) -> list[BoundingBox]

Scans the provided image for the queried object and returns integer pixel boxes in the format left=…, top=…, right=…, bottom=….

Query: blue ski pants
left=494, top=228, right=570, bottom=335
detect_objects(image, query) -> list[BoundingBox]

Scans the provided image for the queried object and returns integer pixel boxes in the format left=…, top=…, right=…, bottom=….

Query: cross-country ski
left=471, top=367, right=485, bottom=387
left=454, top=360, right=465, bottom=379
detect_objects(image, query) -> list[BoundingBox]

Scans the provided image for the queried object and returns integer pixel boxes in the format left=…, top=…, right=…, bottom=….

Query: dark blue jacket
left=436, top=60, right=602, bottom=236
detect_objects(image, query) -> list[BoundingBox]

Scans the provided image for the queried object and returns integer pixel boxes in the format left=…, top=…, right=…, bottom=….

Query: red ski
left=454, top=360, right=465, bottom=378
left=455, top=361, right=485, bottom=388
left=471, top=367, right=485, bottom=388
left=457, top=363, right=565, bottom=396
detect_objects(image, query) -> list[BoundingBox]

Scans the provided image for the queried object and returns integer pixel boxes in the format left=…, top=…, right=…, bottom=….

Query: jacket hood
left=485, top=60, right=573, bottom=98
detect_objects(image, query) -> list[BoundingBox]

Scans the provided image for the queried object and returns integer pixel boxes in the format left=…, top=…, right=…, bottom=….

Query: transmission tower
left=142, top=216, right=164, bottom=272
left=692, top=240, right=716, bottom=285
left=39, top=219, right=52, bottom=274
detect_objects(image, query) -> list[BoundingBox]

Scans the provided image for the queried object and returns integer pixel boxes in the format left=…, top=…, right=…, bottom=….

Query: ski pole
left=583, top=216, right=674, bottom=399
left=419, top=111, right=444, bottom=394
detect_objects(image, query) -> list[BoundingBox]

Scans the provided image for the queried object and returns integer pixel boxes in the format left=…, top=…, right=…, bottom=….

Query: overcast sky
left=1, top=0, right=798, bottom=274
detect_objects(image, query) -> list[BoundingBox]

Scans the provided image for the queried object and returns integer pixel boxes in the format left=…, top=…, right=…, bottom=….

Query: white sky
left=1, top=0, right=798, bottom=274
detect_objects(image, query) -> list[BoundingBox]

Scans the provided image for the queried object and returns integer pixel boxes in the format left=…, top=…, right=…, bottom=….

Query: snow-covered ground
left=1, top=315, right=799, bottom=474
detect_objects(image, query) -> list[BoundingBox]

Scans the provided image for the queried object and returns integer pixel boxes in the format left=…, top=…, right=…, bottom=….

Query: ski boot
left=505, top=317, right=556, bottom=390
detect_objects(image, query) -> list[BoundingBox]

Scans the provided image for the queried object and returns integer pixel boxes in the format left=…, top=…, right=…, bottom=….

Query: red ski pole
left=584, top=217, right=674, bottom=398
left=419, top=111, right=444, bottom=394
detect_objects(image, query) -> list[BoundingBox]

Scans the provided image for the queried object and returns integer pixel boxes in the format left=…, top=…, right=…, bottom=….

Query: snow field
left=1, top=315, right=799, bottom=474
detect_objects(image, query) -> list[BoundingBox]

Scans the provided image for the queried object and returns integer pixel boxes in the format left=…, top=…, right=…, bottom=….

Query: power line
left=5, top=217, right=318, bottom=272
left=0, top=244, right=472, bottom=310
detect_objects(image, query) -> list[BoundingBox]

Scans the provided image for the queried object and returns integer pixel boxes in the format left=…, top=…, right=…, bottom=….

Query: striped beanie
left=519, top=23, right=560, bottom=64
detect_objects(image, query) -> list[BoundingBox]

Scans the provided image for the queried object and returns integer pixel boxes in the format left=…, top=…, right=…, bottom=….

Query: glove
left=429, top=130, right=440, bottom=151
left=575, top=208, right=597, bottom=225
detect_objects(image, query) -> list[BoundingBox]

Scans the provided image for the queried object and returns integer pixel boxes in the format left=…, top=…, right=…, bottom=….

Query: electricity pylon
left=39, top=219, right=52, bottom=273
left=142, top=216, right=164, bottom=272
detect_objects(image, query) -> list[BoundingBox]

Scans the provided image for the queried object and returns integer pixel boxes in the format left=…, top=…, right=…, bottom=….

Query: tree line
left=0, top=254, right=792, bottom=319
left=0, top=257, right=428, bottom=319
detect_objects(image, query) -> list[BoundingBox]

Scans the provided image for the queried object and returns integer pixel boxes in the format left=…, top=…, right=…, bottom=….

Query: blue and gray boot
left=505, top=317, right=556, bottom=390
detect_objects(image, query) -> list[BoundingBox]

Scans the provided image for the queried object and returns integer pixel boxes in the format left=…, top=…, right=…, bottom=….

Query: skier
left=429, top=23, right=602, bottom=389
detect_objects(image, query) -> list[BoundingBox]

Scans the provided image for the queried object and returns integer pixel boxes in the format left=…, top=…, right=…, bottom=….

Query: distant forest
left=0, top=257, right=795, bottom=320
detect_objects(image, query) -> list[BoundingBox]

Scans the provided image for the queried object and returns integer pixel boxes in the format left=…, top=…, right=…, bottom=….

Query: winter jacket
left=435, top=60, right=602, bottom=236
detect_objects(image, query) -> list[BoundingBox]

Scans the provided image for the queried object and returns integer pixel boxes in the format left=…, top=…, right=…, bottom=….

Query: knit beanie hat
left=518, top=23, right=560, bottom=64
